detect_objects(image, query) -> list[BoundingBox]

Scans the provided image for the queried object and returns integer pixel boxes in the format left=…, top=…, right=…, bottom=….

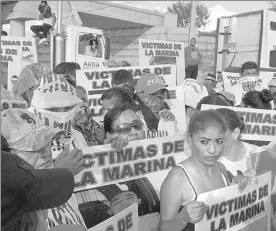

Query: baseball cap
left=205, top=73, right=217, bottom=82
left=1, top=108, right=65, bottom=152
left=216, top=91, right=236, bottom=105
left=136, top=73, right=167, bottom=94
left=268, top=78, right=276, bottom=87
left=112, top=69, right=134, bottom=85
left=1, top=151, right=74, bottom=230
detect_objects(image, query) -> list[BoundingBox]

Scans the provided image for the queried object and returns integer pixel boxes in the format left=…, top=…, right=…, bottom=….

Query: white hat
left=1, top=108, right=64, bottom=151
left=31, top=71, right=82, bottom=109
left=182, top=79, right=208, bottom=109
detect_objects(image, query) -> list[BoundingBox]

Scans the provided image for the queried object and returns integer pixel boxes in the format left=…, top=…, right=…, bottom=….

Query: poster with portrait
left=73, top=135, right=189, bottom=231
left=139, top=39, right=185, bottom=85
left=0, top=45, right=22, bottom=91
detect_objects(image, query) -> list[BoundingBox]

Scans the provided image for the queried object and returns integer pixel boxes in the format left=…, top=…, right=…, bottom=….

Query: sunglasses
left=111, top=119, right=144, bottom=134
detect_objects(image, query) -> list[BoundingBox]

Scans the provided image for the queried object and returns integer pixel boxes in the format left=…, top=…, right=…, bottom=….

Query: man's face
left=205, top=79, right=217, bottom=89
left=190, top=39, right=196, bottom=47
left=241, top=68, right=258, bottom=77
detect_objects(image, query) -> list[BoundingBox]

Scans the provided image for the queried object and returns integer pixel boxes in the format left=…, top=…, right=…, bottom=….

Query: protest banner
left=73, top=135, right=189, bottom=230
left=201, top=104, right=276, bottom=142
left=1, top=99, right=27, bottom=111
left=88, top=203, right=139, bottom=231
left=195, top=172, right=271, bottom=231
left=0, top=46, right=22, bottom=91
left=74, top=135, right=188, bottom=192
left=221, top=72, right=267, bottom=105
left=1, top=36, right=38, bottom=91
left=138, top=39, right=185, bottom=85
left=76, top=65, right=180, bottom=124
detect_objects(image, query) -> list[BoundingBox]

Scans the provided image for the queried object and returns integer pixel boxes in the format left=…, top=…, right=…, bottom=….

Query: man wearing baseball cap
left=136, top=73, right=179, bottom=138
left=1, top=151, right=74, bottom=231
left=1, top=108, right=87, bottom=229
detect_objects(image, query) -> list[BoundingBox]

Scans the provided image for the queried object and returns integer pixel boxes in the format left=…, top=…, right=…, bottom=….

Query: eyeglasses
left=111, top=119, right=143, bottom=134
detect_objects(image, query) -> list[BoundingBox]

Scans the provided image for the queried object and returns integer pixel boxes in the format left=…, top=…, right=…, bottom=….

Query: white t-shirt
left=219, top=142, right=257, bottom=176
left=137, top=110, right=180, bottom=139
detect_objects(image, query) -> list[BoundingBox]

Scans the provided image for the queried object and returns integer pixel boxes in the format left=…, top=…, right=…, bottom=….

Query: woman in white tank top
left=215, top=108, right=259, bottom=181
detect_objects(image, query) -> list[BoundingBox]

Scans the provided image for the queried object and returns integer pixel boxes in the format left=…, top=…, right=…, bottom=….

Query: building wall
left=107, top=27, right=216, bottom=82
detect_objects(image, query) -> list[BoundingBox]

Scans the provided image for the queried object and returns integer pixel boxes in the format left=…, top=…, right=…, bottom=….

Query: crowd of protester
left=1, top=54, right=276, bottom=231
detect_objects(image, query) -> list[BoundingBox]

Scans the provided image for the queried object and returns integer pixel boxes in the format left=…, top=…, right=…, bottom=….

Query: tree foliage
left=167, top=1, right=210, bottom=28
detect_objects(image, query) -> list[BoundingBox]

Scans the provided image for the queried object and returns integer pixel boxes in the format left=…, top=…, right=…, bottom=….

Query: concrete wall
left=198, top=31, right=217, bottom=82
left=107, top=27, right=216, bottom=82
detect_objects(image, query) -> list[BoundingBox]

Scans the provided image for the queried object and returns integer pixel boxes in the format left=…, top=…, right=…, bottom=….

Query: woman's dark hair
left=188, top=110, right=227, bottom=136
left=240, top=61, right=259, bottom=75
left=54, top=62, right=81, bottom=86
left=41, top=1, right=47, bottom=4
left=242, top=89, right=273, bottom=109
left=1, top=31, right=8, bottom=36
left=196, top=95, right=231, bottom=111
left=101, top=87, right=137, bottom=112
left=216, top=108, right=245, bottom=133
left=111, top=69, right=134, bottom=86
left=89, top=38, right=98, bottom=46
left=104, top=106, right=135, bottom=134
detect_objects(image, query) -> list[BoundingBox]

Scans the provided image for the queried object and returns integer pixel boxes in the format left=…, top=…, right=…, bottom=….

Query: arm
left=159, top=169, right=189, bottom=231
left=52, top=13, right=57, bottom=29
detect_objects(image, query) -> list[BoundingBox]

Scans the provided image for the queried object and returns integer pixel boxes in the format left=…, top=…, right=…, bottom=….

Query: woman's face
left=223, top=129, right=235, bottom=149
left=190, top=125, right=225, bottom=166
left=102, top=97, right=119, bottom=116
left=109, top=110, right=144, bottom=141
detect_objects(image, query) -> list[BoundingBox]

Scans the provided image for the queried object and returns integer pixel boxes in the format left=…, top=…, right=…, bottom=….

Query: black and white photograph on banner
left=1, top=1, right=276, bottom=231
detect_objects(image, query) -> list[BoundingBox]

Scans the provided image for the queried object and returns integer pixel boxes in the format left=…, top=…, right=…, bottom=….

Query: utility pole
left=188, top=1, right=197, bottom=42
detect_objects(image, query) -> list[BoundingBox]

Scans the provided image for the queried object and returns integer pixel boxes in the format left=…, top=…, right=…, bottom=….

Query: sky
left=113, top=1, right=270, bottom=13
left=112, top=1, right=272, bottom=31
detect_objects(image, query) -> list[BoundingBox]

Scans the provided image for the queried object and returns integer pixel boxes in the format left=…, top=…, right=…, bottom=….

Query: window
left=270, top=21, right=276, bottom=31
left=75, top=177, right=160, bottom=229
left=269, top=50, right=276, bottom=67
left=78, top=33, right=103, bottom=58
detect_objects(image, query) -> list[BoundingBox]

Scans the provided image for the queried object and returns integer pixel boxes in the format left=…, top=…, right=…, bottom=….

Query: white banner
left=74, top=135, right=188, bottom=192
left=1, top=36, right=38, bottom=91
left=76, top=65, right=177, bottom=123
left=88, top=203, right=139, bottom=231
left=195, top=172, right=271, bottom=231
left=201, top=104, right=276, bottom=142
left=0, top=46, right=22, bottom=91
left=139, top=39, right=185, bottom=85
